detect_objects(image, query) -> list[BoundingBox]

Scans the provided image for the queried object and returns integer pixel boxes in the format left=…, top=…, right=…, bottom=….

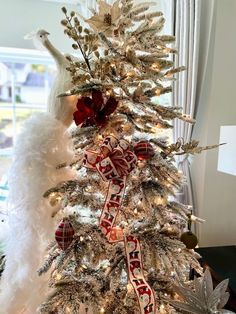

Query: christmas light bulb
left=127, top=71, right=134, bottom=77
left=56, top=273, right=62, bottom=280
left=48, top=192, right=62, bottom=207
left=137, top=160, right=146, bottom=168
left=155, top=196, right=163, bottom=205
left=85, top=186, right=92, bottom=192
left=125, top=45, right=131, bottom=52
left=151, top=63, right=160, bottom=70
left=127, top=283, right=133, bottom=293
left=152, top=125, right=161, bottom=132
left=160, top=304, right=165, bottom=313
left=96, top=134, right=103, bottom=143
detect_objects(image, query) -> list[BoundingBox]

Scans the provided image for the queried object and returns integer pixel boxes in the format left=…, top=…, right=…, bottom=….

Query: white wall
left=0, top=0, right=79, bottom=54
left=191, top=0, right=236, bottom=247
left=0, top=0, right=172, bottom=53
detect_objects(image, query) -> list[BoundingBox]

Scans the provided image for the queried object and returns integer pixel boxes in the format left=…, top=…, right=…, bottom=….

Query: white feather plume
left=0, top=30, right=78, bottom=313
left=0, top=113, right=75, bottom=313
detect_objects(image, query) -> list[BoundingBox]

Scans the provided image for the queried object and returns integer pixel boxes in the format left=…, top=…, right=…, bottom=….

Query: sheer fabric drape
left=172, top=0, right=201, bottom=207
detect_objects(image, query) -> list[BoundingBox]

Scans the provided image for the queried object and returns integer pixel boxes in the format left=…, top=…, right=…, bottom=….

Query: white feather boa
left=0, top=112, right=75, bottom=313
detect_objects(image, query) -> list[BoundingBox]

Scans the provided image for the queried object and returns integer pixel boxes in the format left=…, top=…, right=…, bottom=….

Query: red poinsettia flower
left=73, top=90, right=118, bottom=127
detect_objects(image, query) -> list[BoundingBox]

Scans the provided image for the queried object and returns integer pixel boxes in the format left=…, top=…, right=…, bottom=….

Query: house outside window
left=0, top=48, right=56, bottom=195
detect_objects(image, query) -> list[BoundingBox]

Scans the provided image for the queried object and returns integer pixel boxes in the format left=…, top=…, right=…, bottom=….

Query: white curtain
left=172, top=0, right=201, bottom=207
left=173, top=0, right=216, bottom=212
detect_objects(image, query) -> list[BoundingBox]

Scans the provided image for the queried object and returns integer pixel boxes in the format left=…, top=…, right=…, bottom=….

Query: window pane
left=0, top=59, right=56, bottom=187
left=0, top=108, right=13, bottom=150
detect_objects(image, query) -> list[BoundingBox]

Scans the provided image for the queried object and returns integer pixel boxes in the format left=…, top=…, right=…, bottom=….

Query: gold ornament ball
left=180, top=231, right=198, bottom=249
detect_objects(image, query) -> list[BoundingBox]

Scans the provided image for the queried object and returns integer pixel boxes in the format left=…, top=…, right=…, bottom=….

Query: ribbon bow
left=84, top=135, right=136, bottom=242
left=83, top=135, right=156, bottom=314
left=84, top=135, right=136, bottom=179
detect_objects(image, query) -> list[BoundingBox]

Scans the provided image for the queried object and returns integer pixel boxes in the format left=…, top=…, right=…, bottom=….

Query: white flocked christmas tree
left=0, top=1, right=232, bottom=314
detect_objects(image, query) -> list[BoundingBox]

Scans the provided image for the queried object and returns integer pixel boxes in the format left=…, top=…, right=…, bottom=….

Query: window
left=0, top=48, right=56, bottom=182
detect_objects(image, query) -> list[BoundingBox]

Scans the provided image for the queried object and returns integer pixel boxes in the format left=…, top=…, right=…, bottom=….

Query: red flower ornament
left=73, top=90, right=118, bottom=127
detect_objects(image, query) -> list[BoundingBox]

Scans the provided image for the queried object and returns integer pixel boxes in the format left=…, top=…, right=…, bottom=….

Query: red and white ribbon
left=83, top=135, right=156, bottom=313
left=84, top=135, right=136, bottom=242
left=125, top=235, right=156, bottom=314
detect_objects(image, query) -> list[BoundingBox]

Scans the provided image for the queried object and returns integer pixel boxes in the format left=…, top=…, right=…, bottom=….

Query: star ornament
left=169, top=268, right=234, bottom=314
left=85, top=0, right=121, bottom=36
left=73, top=90, right=118, bottom=128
